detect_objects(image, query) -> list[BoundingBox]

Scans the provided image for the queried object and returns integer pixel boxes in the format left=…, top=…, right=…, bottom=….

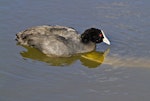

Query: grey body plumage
left=16, top=25, right=110, bottom=57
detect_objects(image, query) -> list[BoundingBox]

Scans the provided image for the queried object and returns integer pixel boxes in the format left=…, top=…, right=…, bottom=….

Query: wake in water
left=104, top=56, right=150, bottom=68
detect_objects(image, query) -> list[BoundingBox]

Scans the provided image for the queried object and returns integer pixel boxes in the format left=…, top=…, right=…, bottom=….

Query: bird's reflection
left=20, top=46, right=110, bottom=68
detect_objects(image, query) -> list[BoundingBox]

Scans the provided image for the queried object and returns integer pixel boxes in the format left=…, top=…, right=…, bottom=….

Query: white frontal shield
left=101, top=30, right=110, bottom=45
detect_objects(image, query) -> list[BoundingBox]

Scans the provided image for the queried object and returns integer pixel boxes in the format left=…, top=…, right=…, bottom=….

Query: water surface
left=0, top=0, right=150, bottom=101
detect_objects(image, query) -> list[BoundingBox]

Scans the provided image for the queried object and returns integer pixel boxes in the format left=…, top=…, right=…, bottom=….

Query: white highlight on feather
left=101, top=30, right=110, bottom=45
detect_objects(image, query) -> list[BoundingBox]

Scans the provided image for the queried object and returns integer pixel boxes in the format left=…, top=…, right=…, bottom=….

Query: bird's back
left=16, top=25, right=84, bottom=57
left=16, top=25, right=78, bottom=45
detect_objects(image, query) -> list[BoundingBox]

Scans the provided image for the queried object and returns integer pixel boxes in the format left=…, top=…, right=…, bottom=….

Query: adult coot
left=16, top=25, right=110, bottom=57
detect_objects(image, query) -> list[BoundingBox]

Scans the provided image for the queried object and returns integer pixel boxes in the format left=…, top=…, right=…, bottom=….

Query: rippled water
left=0, top=0, right=150, bottom=101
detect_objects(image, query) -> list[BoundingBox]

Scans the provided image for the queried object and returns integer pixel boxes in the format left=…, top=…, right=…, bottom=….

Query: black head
left=81, top=28, right=104, bottom=44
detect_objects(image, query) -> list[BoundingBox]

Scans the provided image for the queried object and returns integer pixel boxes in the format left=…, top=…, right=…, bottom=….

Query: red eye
left=99, top=34, right=103, bottom=37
